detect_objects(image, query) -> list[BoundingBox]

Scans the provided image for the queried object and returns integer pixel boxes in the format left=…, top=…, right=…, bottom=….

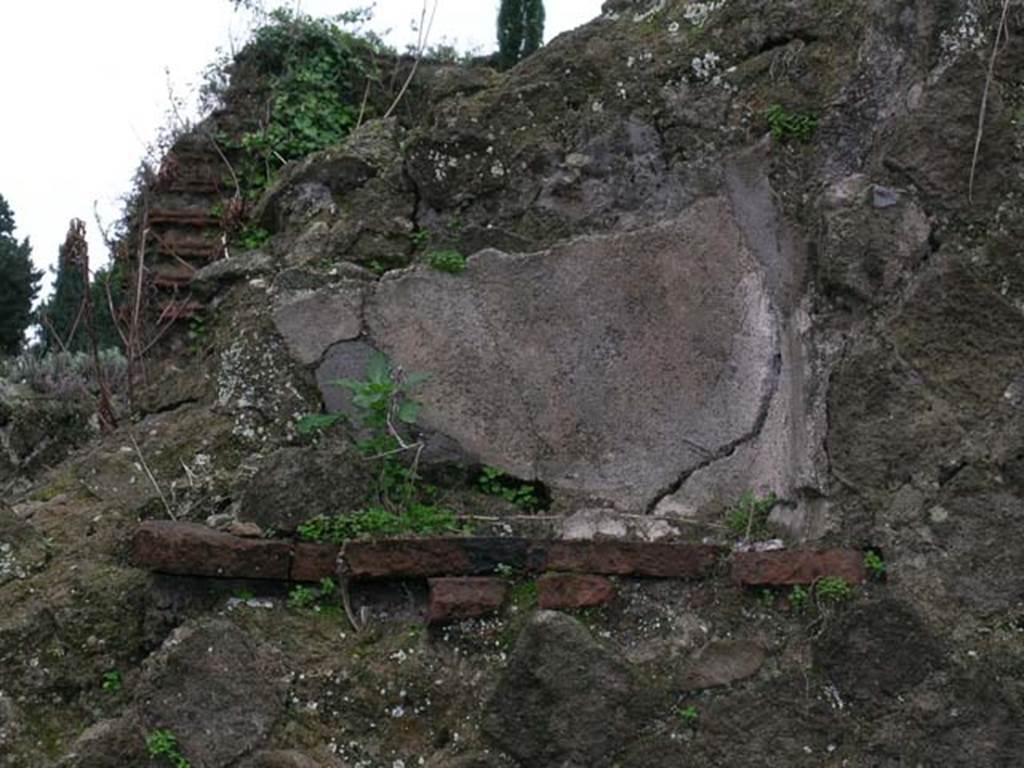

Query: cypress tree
left=522, top=0, right=545, bottom=58
left=0, top=194, right=42, bottom=356
left=497, top=0, right=544, bottom=69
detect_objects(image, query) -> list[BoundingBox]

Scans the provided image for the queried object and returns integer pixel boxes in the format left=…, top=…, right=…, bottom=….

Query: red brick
left=729, top=548, right=867, bottom=586
left=537, top=573, right=615, bottom=609
left=341, top=537, right=531, bottom=579
left=537, top=540, right=723, bottom=578
left=132, top=521, right=292, bottom=579
left=428, top=577, right=509, bottom=623
left=291, top=542, right=339, bottom=582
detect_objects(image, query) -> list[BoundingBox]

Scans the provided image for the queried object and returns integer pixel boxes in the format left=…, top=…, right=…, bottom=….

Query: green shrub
left=209, top=8, right=382, bottom=197
left=427, top=250, right=468, bottom=274
left=765, top=103, right=819, bottom=143
left=675, top=705, right=699, bottom=727
left=863, top=550, right=886, bottom=579
left=725, top=490, right=777, bottom=540
left=788, top=585, right=809, bottom=611
left=101, top=669, right=122, bottom=693
left=297, top=504, right=466, bottom=545
left=815, top=576, right=852, bottom=604
left=478, top=466, right=541, bottom=511
left=146, top=729, right=190, bottom=768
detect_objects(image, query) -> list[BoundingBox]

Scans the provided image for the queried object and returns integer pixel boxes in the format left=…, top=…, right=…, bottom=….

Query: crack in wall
left=644, top=348, right=783, bottom=514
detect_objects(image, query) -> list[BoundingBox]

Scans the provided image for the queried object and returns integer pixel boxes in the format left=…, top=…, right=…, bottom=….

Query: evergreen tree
left=39, top=237, right=123, bottom=353
left=0, top=194, right=42, bottom=356
left=497, top=0, right=544, bottom=69
left=522, top=0, right=545, bottom=58
left=40, top=241, right=88, bottom=352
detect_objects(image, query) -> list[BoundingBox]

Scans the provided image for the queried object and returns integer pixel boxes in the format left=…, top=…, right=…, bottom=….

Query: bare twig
left=968, top=0, right=1012, bottom=203
left=63, top=220, right=118, bottom=432
left=356, top=75, right=372, bottom=129
left=383, top=0, right=439, bottom=120
left=130, top=432, right=176, bottom=521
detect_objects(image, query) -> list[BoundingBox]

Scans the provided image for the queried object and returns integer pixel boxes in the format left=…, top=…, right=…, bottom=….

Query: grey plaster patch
left=272, top=282, right=365, bottom=365
left=367, top=198, right=779, bottom=509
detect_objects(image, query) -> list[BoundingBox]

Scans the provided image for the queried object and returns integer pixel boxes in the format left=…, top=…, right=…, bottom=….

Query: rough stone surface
left=272, top=282, right=364, bottom=365
left=367, top=199, right=778, bottom=509
left=678, top=640, right=766, bottom=691
left=132, top=521, right=292, bottom=579
left=814, top=600, right=943, bottom=704
left=428, top=577, right=508, bottom=623
left=235, top=443, right=374, bottom=533
left=483, top=611, right=643, bottom=767
left=315, top=340, right=380, bottom=415
left=537, top=573, right=615, bottom=609
left=192, top=250, right=275, bottom=294
left=135, top=619, right=286, bottom=767
left=0, top=505, right=48, bottom=586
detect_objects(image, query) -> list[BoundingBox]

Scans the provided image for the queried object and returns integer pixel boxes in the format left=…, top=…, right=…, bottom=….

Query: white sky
left=0, top=1, right=603, bottom=296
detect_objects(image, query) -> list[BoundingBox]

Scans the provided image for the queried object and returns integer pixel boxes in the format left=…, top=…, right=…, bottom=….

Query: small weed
left=146, top=729, right=190, bottom=768
left=297, top=504, right=467, bottom=545
left=757, top=588, right=775, bottom=608
left=236, top=224, right=271, bottom=251
left=367, top=259, right=390, bottom=276
left=766, top=103, right=819, bottom=143
left=509, top=580, right=538, bottom=610
left=725, top=490, right=777, bottom=540
left=478, top=467, right=541, bottom=511
left=675, top=705, right=700, bottom=727
left=426, top=249, right=468, bottom=274
left=288, top=585, right=317, bottom=609
left=815, top=576, right=852, bottom=605
left=409, top=228, right=431, bottom=249
left=232, top=588, right=255, bottom=601
left=863, top=550, right=886, bottom=580
left=319, top=576, right=337, bottom=596
left=295, top=411, right=347, bottom=435
left=494, top=562, right=516, bottom=578
left=788, top=585, right=809, bottom=612
left=101, top=669, right=122, bottom=694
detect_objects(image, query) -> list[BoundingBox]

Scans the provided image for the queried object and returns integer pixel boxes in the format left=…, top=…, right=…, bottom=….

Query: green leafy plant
left=146, top=729, right=190, bottom=768
left=209, top=8, right=380, bottom=197
left=863, top=551, right=886, bottom=580
left=319, top=576, right=337, bottom=596
left=765, top=103, right=819, bottom=143
left=232, top=588, right=255, bottom=601
left=509, top=579, right=538, bottom=610
left=725, top=490, right=777, bottom=540
left=297, top=504, right=466, bottom=544
left=299, top=351, right=432, bottom=510
left=288, top=584, right=317, bottom=609
left=426, top=250, right=468, bottom=274
left=409, top=228, right=431, bottom=249
left=815, top=576, right=852, bottom=605
left=675, top=705, right=700, bottom=727
left=101, top=669, right=122, bottom=694
left=788, top=585, right=809, bottom=612
left=478, top=466, right=541, bottom=511
left=235, top=225, right=270, bottom=251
